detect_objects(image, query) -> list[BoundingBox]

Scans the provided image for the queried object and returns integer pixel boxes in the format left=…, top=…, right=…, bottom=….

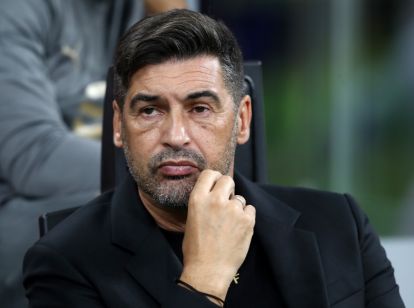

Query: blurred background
left=1, top=1, right=412, bottom=306
left=202, top=0, right=414, bottom=236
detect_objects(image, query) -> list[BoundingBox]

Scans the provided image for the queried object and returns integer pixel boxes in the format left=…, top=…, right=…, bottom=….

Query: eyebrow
left=186, top=90, right=221, bottom=106
left=128, top=90, right=222, bottom=110
left=129, top=93, right=159, bottom=110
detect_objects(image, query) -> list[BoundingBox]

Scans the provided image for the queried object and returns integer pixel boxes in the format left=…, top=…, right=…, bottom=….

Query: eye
left=140, top=106, right=161, bottom=117
left=142, top=107, right=156, bottom=115
left=192, top=105, right=210, bottom=114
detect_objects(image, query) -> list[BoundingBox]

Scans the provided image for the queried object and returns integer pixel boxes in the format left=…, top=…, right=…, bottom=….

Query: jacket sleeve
left=345, top=194, right=405, bottom=308
left=23, top=243, right=220, bottom=307
left=0, top=0, right=100, bottom=199
left=23, top=244, right=106, bottom=307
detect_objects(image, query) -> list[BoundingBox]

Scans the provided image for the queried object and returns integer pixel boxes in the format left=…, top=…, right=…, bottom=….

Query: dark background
left=202, top=0, right=414, bottom=235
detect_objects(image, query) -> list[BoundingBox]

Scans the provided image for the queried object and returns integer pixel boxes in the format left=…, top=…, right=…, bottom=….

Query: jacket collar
left=235, top=173, right=329, bottom=308
left=110, top=172, right=329, bottom=307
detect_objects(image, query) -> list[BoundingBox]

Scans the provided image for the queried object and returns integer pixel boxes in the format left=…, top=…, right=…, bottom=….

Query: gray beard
left=122, top=123, right=238, bottom=209
left=124, top=146, right=206, bottom=208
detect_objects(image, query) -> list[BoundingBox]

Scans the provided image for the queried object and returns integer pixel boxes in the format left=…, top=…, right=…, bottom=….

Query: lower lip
left=159, top=165, right=197, bottom=177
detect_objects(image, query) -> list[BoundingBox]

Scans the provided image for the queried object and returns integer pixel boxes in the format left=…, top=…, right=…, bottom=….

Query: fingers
left=191, top=170, right=235, bottom=201
left=228, top=198, right=256, bottom=224
left=214, top=175, right=235, bottom=199
left=232, top=195, right=246, bottom=207
left=190, top=170, right=256, bottom=226
left=243, top=205, right=256, bottom=221
left=191, top=170, right=222, bottom=196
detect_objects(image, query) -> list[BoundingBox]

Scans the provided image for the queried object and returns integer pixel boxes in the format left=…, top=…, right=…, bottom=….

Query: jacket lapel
left=235, top=173, right=329, bottom=308
left=110, top=175, right=182, bottom=305
left=124, top=229, right=182, bottom=305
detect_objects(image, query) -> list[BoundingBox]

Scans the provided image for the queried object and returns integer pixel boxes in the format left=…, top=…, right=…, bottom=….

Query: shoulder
left=259, top=183, right=355, bottom=211
left=260, top=183, right=347, bottom=204
left=23, top=190, right=118, bottom=294
left=258, top=183, right=365, bottom=236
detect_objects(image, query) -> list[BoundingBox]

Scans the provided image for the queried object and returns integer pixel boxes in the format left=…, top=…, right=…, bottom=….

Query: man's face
left=113, top=56, right=251, bottom=208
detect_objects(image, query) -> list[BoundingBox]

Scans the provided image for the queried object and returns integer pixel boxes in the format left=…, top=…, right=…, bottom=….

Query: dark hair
left=114, top=9, right=244, bottom=109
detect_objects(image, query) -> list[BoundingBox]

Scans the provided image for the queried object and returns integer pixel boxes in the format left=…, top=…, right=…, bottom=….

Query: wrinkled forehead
left=125, top=56, right=230, bottom=99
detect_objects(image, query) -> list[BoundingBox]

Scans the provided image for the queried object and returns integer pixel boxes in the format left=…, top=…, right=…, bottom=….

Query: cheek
left=124, top=126, right=161, bottom=159
left=190, top=120, right=235, bottom=156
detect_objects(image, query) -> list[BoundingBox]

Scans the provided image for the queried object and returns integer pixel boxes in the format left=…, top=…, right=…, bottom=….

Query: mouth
left=157, top=160, right=200, bottom=177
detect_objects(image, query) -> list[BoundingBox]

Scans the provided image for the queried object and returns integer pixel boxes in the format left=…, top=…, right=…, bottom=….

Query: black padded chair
left=39, top=61, right=267, bottom=236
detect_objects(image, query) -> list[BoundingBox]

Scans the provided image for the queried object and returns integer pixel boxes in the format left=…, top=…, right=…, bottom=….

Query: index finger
left=191, top=169, right=222, bottom=197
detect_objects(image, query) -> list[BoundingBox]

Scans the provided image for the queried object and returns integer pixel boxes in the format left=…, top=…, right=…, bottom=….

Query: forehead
left=126, top=56, right=229, bottom=98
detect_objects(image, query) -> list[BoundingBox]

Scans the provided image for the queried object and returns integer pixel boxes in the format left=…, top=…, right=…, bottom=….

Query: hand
left=179, top=170, right=256, bottom=301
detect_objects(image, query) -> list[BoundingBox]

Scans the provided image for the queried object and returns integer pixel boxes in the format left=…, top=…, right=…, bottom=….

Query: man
left=23, top=9, right=404, bottom=307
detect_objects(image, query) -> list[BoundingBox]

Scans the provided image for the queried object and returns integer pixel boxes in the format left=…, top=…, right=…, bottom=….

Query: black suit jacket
left=23, top=173, right=404, bottom=307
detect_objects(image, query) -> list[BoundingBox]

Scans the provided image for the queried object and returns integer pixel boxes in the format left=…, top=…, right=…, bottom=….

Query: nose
left=161, top=109, right=191, bottom=148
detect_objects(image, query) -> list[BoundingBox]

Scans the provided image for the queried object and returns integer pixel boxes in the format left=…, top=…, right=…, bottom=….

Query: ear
left=236, top=95, right=252, bottom=145
left=113, top=100, right=123, bottom=148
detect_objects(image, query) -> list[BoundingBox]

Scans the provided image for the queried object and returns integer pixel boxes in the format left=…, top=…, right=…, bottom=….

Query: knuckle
left=245, top=206, right=256, bottom=221
left=240, top=214, right=250, bottom=224
left=208, top=169, right=222, bottom=177
left=210, top=194, right=223, bottom=207
left=246, top=204, right=255, bottom=212
left=214, top=170, right=223, bottom=176
left=200, top=169, right=212, bottom=177
left=221, top=175, right=234, bottom=184
left=229, top=201, right=242, bottom=213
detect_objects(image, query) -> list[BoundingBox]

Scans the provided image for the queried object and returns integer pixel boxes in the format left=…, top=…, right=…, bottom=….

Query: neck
left=138, top=189, right=187, bottom=232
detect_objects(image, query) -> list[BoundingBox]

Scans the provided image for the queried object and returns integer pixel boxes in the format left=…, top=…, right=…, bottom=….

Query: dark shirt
left=161, top=230, right=286, bottom=307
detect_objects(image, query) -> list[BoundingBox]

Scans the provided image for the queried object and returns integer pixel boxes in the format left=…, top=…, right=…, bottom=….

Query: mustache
left=149, top=148, right=206, bottom=173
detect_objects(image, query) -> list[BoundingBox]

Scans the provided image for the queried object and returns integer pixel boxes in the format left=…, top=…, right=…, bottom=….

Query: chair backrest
left=100, top=61, right=268, bottom=193
left=39, top=61, right=267, bottom=236
left=38, top=206, right=79, bottom=237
